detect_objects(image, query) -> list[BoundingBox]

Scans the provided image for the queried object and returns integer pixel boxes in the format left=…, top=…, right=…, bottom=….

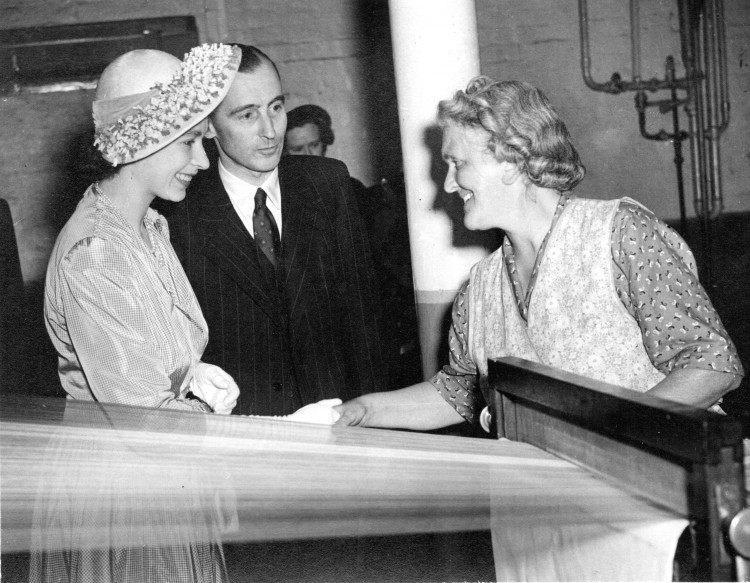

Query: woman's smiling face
left=135, top=119, right=210, bottom=203
left=441, top=122, right=509, bottom=231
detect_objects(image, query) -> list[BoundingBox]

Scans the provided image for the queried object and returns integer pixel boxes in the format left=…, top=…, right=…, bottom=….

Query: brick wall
left=0, top=0, right=211, bottom=283
left=1, top=0, right=748, bottom=283
left=476, top=0, right=750, bottom=222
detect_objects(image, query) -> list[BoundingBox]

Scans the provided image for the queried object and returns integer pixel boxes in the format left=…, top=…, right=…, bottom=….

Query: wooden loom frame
left=488, top=356, right=747, bottom=581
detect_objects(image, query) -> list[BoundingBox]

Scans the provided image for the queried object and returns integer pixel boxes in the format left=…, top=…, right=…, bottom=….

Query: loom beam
left=489, top=356, right=748, bottom=581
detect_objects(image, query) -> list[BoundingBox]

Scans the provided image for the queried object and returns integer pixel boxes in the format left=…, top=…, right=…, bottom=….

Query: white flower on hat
left=93, top=43, right=241, bottom=166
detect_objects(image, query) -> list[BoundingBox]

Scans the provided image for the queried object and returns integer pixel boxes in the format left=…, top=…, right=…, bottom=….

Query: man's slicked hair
left=230, top=43, right=280, bottom=78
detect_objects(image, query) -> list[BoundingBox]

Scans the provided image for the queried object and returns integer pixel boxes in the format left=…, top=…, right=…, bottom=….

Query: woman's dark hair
left=285, top=104, right=335, bottom=147
left=77, top=131, right=119, bottom=183
left=437, top=77, right=585, bottom=192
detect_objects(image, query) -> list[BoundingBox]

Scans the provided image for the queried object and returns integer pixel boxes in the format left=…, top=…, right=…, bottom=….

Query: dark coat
left=165, top=154, right=388, bottom=416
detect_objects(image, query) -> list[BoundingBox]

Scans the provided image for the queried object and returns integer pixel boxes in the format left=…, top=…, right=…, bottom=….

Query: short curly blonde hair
left=437, top=77, right=585, bottom=192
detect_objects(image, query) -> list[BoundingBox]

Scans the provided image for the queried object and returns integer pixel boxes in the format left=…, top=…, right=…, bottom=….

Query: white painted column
left=389, top=0, right=491, bottom=379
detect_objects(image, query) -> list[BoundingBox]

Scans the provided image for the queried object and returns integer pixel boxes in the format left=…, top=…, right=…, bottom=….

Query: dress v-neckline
left=503, top=194, right=572, bottom=321
left=93, top=183, right=175, bottom=303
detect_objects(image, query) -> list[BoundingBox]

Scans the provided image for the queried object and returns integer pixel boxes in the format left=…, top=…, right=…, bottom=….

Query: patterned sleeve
left=428, top=282, right=483, bottom=424
left=612, top=201, right=744, bottom=377
left=59, top=238, right=210, bottom=412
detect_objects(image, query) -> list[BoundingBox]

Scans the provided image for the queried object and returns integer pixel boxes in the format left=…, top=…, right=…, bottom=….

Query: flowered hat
left=93, top=43, right=241, bottom=166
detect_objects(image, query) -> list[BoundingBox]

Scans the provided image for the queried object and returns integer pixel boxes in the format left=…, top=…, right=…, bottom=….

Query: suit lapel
left=279, top=158, right=321, bottom=315
left=190, top=166, right=278, bottom=319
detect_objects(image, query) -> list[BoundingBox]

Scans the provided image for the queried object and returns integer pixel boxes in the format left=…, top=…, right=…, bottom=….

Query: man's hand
left=192, top=363, right=240, bottom=415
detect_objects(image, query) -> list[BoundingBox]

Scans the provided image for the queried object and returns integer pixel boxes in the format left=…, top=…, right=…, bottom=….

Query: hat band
left=92, top=43, right=241, bottom=167
left=93, top=89, right=159, bottom=130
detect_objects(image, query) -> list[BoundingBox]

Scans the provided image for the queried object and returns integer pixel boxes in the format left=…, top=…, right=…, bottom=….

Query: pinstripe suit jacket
left=165, top=154, right=388, bottom=416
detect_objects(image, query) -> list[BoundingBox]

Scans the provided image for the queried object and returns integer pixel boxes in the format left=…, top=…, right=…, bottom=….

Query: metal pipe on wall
left=388, top=0, right=490, bottom=378
left=630, top=0, right=641, bottom=84
left=579, top=0, right=688, bottom=94
left=579, top=0, right=730, bottom=287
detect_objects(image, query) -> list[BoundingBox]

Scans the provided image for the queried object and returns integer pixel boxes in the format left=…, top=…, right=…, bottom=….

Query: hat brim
left=94, top=44, right=241, bottom=166
left=124, top=75, right=234, bottom=165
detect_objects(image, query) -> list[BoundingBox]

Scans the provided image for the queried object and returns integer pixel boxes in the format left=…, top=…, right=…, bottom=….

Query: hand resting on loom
left=190, top=362, right=241, bottom=414
left=252, top=398, right=343, bottom=424
left=336, top=76, right=744, bottom=431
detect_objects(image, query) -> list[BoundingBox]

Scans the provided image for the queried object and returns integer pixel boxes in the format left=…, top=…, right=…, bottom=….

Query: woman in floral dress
left=334, top=77, right=743, bottom=431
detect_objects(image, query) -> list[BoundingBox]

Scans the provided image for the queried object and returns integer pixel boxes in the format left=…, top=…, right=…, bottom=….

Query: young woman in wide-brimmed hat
left=44, top=44, right=241, bottom=414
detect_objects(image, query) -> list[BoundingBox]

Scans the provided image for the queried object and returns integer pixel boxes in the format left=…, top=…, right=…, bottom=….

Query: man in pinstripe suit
left=164, top=44, right=388, bottom=416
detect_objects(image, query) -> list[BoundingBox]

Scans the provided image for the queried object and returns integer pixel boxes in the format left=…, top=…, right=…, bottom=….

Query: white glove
left=285, top=398, right=343, bottom=425
left=191, top=363, right=240, bottom=415
left=479, top=406, right=492, bottom=433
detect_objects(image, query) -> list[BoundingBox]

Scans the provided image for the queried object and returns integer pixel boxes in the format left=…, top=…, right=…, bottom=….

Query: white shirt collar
left=218, top=159, right=282, bottom=236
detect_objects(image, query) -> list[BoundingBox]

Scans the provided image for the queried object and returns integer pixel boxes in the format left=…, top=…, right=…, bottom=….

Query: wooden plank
left=504, top=401, right=690, bottom=514
left=488, top=356, right=747, bottom=581
left=489, top=357, right=744, bottom=465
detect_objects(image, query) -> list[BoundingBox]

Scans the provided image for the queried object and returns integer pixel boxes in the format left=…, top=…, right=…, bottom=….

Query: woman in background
left=44, top=44, right=241, bottom=414
left=284, top=103, right=335, bottom=156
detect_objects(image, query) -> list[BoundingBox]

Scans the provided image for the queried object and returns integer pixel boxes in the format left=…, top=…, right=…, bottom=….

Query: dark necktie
left=253, top=187, right=280, bottom=268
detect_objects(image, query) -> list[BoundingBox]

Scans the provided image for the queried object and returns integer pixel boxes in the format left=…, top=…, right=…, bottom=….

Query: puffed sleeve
left=57, top=238, right=209, bottom=411
left=428, top=282, right=483, bottom=424
left=612, top=201, right=744, bottom=378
